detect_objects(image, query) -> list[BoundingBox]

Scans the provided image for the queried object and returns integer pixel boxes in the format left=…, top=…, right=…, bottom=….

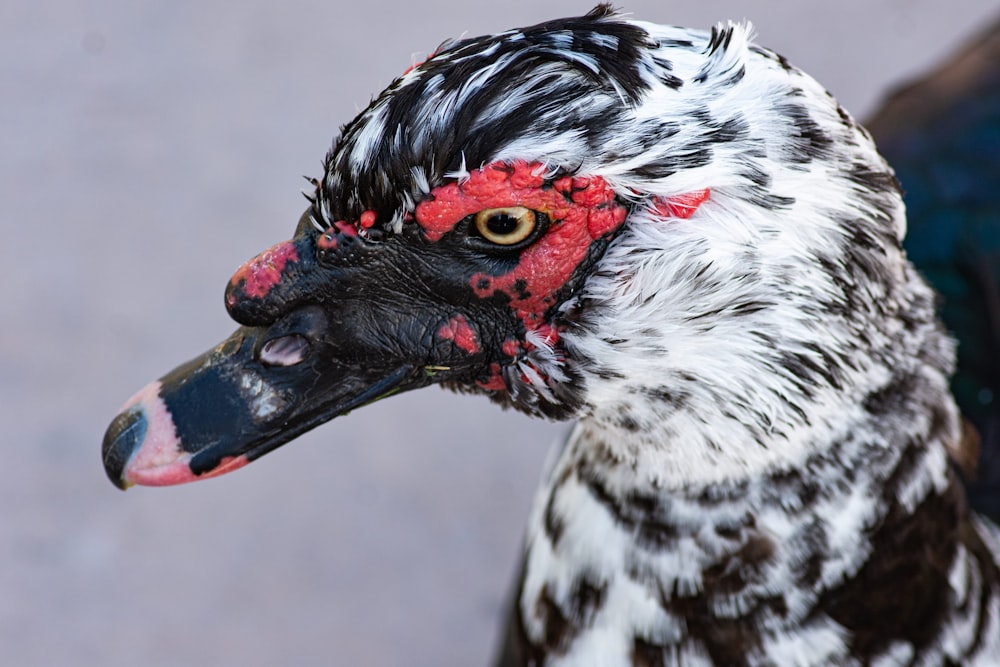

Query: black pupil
left=487, top=213, right=519, bottom=235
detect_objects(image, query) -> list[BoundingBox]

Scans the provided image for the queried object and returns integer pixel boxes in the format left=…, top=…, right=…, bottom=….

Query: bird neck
left=563, top=283, right=962, bottom=491
left=515, top=398, right=971, bottom=663
left=560, top=174, right=963, bottom=489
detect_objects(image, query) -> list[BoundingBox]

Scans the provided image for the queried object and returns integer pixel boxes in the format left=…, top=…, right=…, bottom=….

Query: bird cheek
left=436, top=314, right=481, bottom=355
left=477, top=363, right=508, bottom=392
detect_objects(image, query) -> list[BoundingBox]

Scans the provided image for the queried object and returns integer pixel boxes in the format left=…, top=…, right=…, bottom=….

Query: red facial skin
left=415, top=161, right=628, bottom=323
left=651, top=189, right=710, bottom=219
left=438, top=315, right=481, bottom=354
left=359, top=210, right=378, bottom=229
left=479, top=363, right=507, bottom=391
left=317, top=212, right=379, bottom=252
left=415, top=161, right=710, bottom=393
left=415, top=161, right=629, bottom=390
left=227, top=241, right=299, bottom=306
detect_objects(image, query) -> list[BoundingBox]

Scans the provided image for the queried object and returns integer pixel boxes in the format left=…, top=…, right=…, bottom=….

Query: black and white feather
left=318, top=7, right=1000, bottom=665
left=307, top=7, right=1000, bottom=665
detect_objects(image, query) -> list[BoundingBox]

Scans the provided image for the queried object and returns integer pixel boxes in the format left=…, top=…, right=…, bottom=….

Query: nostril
left=259, top=334, right=310, bottom=367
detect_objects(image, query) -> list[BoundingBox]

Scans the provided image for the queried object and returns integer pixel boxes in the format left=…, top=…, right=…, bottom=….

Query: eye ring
left=473, top=207, right=538, bottom=246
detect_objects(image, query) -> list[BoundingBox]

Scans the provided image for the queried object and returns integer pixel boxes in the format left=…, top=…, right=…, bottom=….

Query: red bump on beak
left=228, top=241, right=300, bottom=301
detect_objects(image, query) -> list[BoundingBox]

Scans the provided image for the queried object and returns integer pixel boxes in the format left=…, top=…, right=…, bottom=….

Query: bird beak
left=101, top=312, right=418, bottom=490
left=101, top=229, right=435, bottom=490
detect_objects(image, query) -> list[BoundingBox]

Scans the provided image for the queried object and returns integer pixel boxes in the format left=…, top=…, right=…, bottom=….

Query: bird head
left=103, top=6, right=954, bottom=489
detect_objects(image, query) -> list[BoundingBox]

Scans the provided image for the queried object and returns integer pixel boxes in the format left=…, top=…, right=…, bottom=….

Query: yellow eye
left=473, top=207, right=538, bottom=245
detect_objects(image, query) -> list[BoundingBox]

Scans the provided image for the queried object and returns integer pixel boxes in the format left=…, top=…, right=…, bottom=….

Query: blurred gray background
left=2, top=1, right=997, bottom=665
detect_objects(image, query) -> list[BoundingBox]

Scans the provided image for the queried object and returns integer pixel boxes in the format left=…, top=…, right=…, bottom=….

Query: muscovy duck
left=102, top=6, right=1000, bottom=665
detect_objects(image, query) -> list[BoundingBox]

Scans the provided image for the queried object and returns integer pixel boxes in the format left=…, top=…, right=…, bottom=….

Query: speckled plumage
left=103, top=6, right=1000, bottom=665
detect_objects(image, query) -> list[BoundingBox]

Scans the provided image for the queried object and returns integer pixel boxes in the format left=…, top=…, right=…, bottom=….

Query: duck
left=102, top=6, right=1000, bottom=665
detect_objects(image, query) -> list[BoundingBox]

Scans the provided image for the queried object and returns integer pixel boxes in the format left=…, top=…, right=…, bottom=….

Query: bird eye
left=473, top=207, right=538, bottom=246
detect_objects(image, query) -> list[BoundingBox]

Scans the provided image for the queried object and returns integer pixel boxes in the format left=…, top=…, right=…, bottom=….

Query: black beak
left=102, top=304, right=419, bottom=489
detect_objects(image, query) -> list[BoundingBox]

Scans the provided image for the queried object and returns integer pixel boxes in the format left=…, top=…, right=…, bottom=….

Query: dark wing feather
left=867, top=16, right=1000, bottom=522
